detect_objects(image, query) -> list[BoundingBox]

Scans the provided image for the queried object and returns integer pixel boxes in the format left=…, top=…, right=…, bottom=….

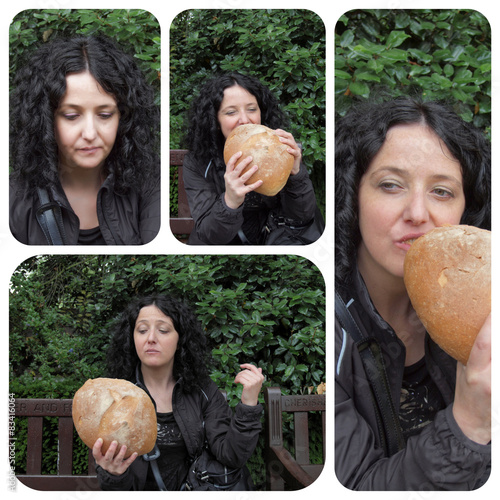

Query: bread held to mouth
left=403, top=225, right=491, bottom=365
left=72, top=378, right=157, bottom=458
left=223, top=124, right=294, bottom=196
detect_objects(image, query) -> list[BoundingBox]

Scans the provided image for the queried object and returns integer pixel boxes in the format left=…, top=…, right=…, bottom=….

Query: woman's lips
left=395, top=233, right=424, bottom=251
left=79, top=147, right=100, bottom=154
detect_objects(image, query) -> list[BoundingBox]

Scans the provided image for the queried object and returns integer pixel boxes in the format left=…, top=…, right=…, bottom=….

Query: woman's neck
left=140, top=364, right=176, bottom=413
left=59, top=165, right=105, bottom=191
left=140, top=364, right=176, bottom=393
left=357, top=256, right=426, bottom=366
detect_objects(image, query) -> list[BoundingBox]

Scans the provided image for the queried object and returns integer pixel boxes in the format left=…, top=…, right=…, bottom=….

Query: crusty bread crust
left=223, top=124, right=294, bottom=196
left=403, top=225, right=491, bottom=365
left=72, top=378, right=157, bottom=457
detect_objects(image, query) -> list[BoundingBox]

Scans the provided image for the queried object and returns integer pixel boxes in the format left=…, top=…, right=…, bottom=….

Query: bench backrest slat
left=58, top=417, right=74, bottom=475
left=170, top=149, right=194, bottom=237
left=26, top=416, right=43, bottom=475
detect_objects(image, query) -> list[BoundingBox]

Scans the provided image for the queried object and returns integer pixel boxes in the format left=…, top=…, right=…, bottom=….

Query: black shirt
left=144, top=412, right=189, bottom=490
left=399, top=357, right=446, bottom=441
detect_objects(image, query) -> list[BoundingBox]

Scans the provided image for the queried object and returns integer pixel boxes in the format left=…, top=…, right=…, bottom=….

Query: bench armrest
left=268, top=444, right=315, bottom=488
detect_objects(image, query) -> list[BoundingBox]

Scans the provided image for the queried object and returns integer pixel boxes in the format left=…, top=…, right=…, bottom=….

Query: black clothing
left=9, top=174, right=160, bottom=245
left=143, top=412, right=189, bottom=491
left=399, top=357, right=446, bottom=441
left=78, top=226, right=106, bottom=245
left=182, top=154, right=317, bottom=245
left=96, top=369, right=263, bottom=491
left=335, top=269, right=491, bottom=490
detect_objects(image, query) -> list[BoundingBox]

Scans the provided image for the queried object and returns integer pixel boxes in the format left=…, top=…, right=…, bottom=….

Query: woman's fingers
left=92, top=438, right=138, bottom=475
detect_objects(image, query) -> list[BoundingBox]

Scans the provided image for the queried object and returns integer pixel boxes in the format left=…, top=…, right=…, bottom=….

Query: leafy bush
left=9, top=9, right=160, bottom=101
left=335, top=9, right=491, bottom=135
left=170, top=9, right=326, bottom=214
left=9, top=254, right=325, bottom=488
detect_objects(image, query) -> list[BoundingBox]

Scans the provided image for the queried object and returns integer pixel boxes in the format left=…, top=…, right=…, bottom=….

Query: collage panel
left=170, top=9, right=326, bottom=246
left=8, top=254, right=326, bottom=492
left=9, top=9, right=161, bottom=245
left=334, top=8, right=491, bottom=491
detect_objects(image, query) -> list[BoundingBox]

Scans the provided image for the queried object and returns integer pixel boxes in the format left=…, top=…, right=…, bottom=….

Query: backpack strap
left=143, top=445, right=167, bottom=490
left=335, top=290, right=405, bottom=456
left=36, top=187, right=67, bottom=245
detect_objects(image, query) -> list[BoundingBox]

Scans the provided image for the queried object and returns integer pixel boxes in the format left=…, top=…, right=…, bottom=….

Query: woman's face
left=217, top=84, right=261, bottom=138
left=54, top=71, right=120, bottom=173
left=357, top=123, right=466, bottom=280
left=133, top=305, right=179, bottom=371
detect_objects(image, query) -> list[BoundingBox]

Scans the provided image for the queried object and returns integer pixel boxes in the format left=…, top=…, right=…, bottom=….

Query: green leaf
left=348, top=80, right=370, bottom=98
left=385, top=30, right=410, bottom=49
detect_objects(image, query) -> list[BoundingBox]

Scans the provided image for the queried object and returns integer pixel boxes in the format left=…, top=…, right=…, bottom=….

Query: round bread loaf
left=223, top=124, right=294, bottom=196
left=403, top=225, right=491, bottom=365
left=72, top=378, right=157, bottom=457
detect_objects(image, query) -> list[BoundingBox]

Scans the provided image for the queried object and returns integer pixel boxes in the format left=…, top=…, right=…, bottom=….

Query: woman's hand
left=452, top=314, right=491, bottom=444
left=275, top=129, right=302, bottom=175
left=234, top=363, right=265, bottom=406
left=92, top=438, right=138, bottom=476
left=224, top=151, right=263, bottom=209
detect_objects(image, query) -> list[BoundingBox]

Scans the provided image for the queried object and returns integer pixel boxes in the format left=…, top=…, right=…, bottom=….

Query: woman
left=9, top=35, right=160, bottom=245
left=335, top=97, right=491, bottom=490
left=94, top=295, right=264, bottom=490
left=183, top=72, right=319, bottom=245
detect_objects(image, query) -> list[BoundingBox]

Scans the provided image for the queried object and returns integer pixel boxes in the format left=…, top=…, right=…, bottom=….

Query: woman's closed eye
left=98, top=112, right=115, bottom=120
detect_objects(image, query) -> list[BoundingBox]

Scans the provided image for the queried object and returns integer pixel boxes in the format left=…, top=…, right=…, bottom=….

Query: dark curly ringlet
left=335, top=96, right=491, bottom=286
left=185, top=72, right=288, bottom=171
left=9, top=35, right=159, bottom=195
left=106, top=295, right=211, bottom=392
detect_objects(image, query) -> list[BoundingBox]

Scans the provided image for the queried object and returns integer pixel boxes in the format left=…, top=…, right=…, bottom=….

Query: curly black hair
left=185, top=72, right=288, bottom=171
left=335, top=96, right=491, bottom=286
left=9, top=35, right=159, bottom=195
left=106, top=295, right=211, bottom=392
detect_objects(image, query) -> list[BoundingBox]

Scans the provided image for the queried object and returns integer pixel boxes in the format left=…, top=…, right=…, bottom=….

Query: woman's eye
left=64, top=114, right=79, bottom=121
left=99, top=113, right=114, bottom=120
left=433, top=187, right=453, bottom=198
left=380, top=181, right=401, bottom=192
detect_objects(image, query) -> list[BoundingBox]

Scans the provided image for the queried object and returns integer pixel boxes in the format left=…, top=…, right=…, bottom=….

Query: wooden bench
left=170, top=149, right=194, bottom=239
left=264, top=387, right=326, bottom=490
left=13, top=398, right=100, bottom=491
left=14, top=390, right=325, bottom=492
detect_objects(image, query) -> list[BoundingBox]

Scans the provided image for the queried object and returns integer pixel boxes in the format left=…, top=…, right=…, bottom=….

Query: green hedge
left=9, top=9, right=160, bottom=102
left=9, top=254, right=325, bottom=489
left=335, top=9, right=491, bottom=136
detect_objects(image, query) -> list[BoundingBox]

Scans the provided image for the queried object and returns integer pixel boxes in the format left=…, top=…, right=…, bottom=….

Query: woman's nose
left=403, top=191, right=430, bottom=225
left=238, top=111, right=250, bottom=125
left=82, top=116, right=97, bottom=140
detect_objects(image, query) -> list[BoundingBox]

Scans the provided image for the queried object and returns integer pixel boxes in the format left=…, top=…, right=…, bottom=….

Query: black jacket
left=97, top=371, right=263, bottom=491
left=9, top=174, right=160, bottom=245
left=335, top=270, right=491, bottom=490
left=182, top=154, right=317, bottom=245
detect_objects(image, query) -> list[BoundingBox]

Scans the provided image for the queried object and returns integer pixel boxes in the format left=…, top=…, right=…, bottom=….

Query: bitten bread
left=72, top=378, right=157, bottom=457
left=223, top=124, right=294, bottom=196
left=403, top=225, right=491, bottom=365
